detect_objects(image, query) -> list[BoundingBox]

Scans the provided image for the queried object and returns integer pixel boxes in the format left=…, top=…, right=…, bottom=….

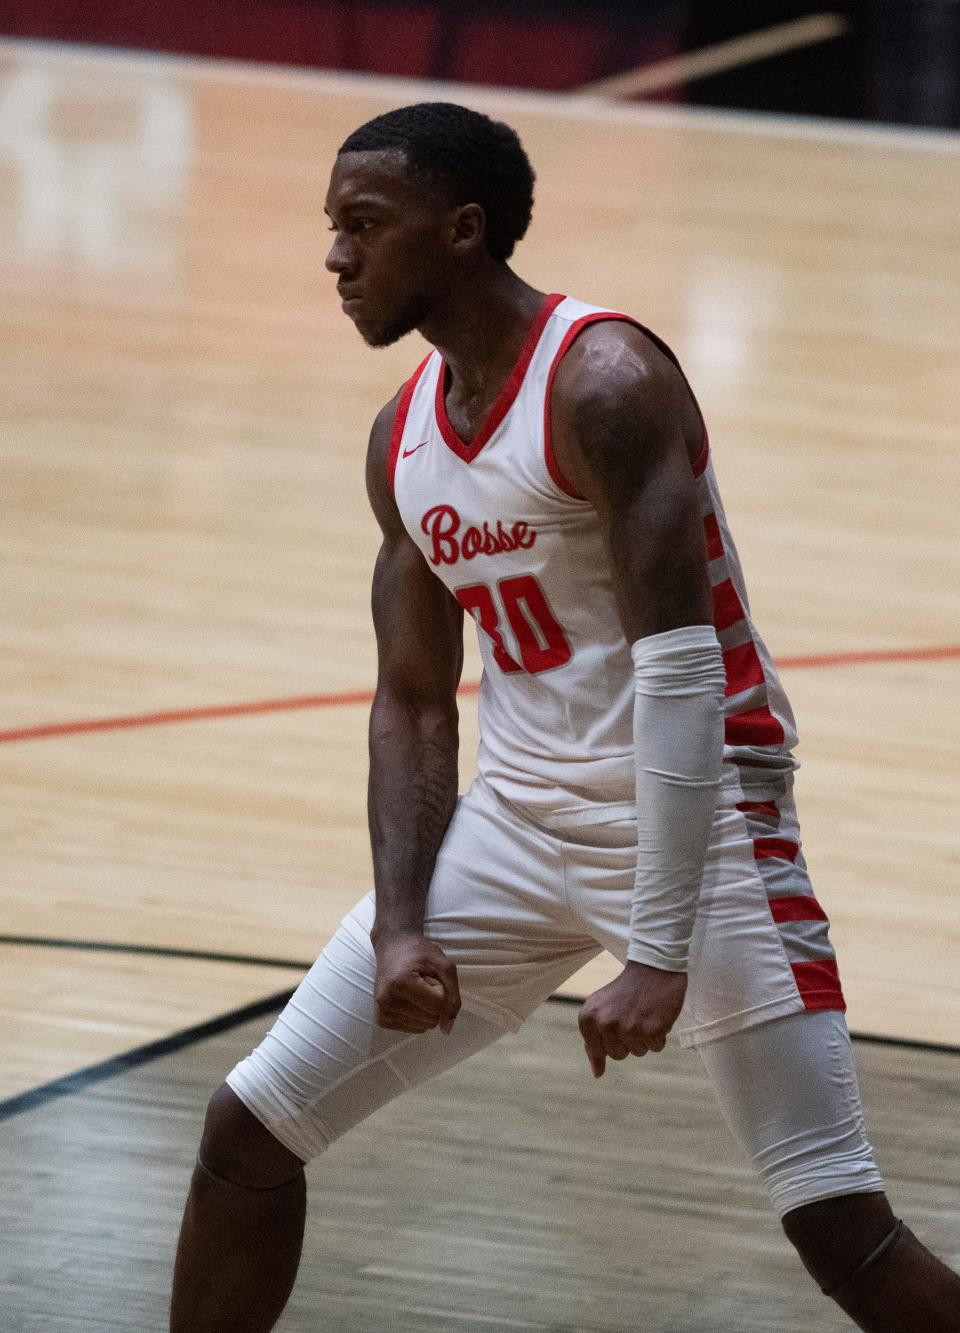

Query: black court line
left=844, top=1031, right=960, bottom=1058
left=6, top=936, right=960, bottom=1058
left=0, top=989, right=295, bottom=1122
left=2, top=942, right=956, bottom=1123
left=3, top=987, right=956, bottom=1126
left=0, top=933, right=311, bottom=971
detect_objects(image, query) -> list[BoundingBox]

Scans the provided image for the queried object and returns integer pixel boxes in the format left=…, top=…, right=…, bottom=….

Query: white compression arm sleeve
left=629, top=624, right=726, bottom=972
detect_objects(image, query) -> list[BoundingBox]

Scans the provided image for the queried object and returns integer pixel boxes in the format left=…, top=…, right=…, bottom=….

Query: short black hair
left=338, top=102, right=535, bottom=262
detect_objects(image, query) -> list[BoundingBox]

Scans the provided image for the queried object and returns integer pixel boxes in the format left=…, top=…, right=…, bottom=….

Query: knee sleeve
left=699, top=1010, right=885, bottom=1218
left=822, top=1217, right=906, bottom=1298
left=194, top=1152, right=303, bottom=1193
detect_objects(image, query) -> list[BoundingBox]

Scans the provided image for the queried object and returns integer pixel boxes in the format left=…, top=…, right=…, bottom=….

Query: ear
left=450, top=203, right=485, bottom=255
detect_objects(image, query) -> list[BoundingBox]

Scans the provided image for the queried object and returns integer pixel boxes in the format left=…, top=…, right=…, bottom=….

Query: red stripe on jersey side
left=703, top=509, right=788, bottom=752
left=737, top=800, right=780, bottom=818
left=769, top=895, right=828, bottom=922
left=754, top=837, right=799, bottom=862
left=723, top=640, right=765, bottom=697
left=703, top=512, right=724, bottom=562
left=791, top=959, right=846, bottom=1012
left=543, top=310, right=639, bottom=499
left=725, top=706, right=786, bottom=746
left=387, top=355, right=432, bottom=493
left=436, top=292, right=565, bottom=464
left=712, top=578, right=746, bottom=632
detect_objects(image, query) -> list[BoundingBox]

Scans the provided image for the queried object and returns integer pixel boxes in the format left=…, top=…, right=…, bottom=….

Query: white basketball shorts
left=227, top=775, right=883, bottom=1216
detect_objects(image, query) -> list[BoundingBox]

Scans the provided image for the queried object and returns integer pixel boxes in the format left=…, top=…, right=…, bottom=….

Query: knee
left=198, top=1083, right=305, bottom=1190
left=782, top=1191, right=895, bottom=1289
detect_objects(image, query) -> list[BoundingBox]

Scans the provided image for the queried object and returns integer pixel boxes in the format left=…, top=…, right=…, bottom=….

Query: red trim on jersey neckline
left=387, top=354, right=432, bottom=493
left=434, top=292, right=565, bottom=465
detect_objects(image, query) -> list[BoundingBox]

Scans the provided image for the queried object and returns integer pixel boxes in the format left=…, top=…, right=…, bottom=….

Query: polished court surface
left=6, top=1002, right=960, bottom=1332
left=1, top=37, right=958, bottom=1330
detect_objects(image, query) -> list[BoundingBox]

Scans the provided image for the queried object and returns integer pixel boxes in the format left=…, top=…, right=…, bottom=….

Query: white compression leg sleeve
left=628, top=624, right=726, bottom=971
left=698, top=1010, right=885, bottom=1219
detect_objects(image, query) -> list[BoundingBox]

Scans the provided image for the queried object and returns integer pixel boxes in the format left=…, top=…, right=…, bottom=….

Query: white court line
left=2, top=36, right=959, bottom=155
left=577, top=13, right=848, bottom=99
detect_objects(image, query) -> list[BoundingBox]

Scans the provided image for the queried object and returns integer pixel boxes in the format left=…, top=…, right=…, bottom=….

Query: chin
left=358, top=299, right=428, bottom=349
left=361, top=325, right=409, bottom=349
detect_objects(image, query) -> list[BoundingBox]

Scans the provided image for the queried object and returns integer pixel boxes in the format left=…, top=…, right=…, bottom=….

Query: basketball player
left=170, top=104, right=960, bottom=1331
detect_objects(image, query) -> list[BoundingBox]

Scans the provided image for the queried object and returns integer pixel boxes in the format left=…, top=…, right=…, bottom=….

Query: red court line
left=1, top=644, right=958, bottom=746
left=777, top=643, right=960, bottom=669
left=0, top=683, right=481, bottom=745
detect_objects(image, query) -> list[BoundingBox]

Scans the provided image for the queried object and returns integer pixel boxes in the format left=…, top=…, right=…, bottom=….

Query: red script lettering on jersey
left=421, top=504, right=537, bottom=566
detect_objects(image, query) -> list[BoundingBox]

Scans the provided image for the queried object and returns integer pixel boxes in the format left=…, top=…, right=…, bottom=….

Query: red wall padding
left=450, top=15, right=608, bottom=90
left=0, top=0, right=613, bottom=88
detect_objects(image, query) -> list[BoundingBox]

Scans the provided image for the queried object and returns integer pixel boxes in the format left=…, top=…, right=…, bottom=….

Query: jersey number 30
left=455, top=575, right=572, bottom=674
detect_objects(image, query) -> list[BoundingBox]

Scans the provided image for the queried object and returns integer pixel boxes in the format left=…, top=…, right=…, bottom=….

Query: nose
left=325, top=231, right=355, bottom=275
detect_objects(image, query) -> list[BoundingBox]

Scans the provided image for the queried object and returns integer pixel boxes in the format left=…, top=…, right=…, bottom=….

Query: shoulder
left=553, top=319, right=689, bottom=421
left=365, top=387, right=405, bottom=535
left=365, top=352, right=436, bottom=495
left=366, top=390, right=402, bottom=469
left=550, top=318, right=703, bottom=474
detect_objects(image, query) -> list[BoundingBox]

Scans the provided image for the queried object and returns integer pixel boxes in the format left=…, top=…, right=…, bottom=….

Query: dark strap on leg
left=823, top=1218, right=906, bottom=1299
left=196, top=1152, right=303, bottom=1193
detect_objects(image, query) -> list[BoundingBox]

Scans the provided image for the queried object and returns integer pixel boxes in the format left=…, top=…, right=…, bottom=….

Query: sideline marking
left=0, top=684, right=469, bottom=744
left=2, top=644, right=958, bottom=746
left=0, top=934, right=310, bottom=970
left=777, top=643, right=960, bottom=669
left=577, top=14, right=848, bottom=100
left=0, top=989, right=295, bottom=1122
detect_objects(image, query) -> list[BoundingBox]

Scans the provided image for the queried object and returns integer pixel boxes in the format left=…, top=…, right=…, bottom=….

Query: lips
left=338, top=288, right=362, bottom=311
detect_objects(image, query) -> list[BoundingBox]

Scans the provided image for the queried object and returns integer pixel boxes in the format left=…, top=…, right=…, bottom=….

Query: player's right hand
left=372, top=933, right=461, bottom=1035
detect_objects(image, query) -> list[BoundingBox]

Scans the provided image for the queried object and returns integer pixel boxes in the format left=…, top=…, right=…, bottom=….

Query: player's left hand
left=578, top=962, right=687, bottom=1078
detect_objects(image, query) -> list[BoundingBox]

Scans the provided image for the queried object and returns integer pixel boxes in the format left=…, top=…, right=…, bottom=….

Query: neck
left=419, top=266, right=547, bottom=395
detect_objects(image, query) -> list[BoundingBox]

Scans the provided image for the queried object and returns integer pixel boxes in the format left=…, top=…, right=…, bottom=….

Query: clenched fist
left=372, top=932, right=461, bottom=1035
left=578, top=961, right=687, bottom=1077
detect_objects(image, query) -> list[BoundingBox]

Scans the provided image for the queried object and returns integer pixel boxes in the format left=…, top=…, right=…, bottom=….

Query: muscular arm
left=551, top=321, right=712, bottom=638
left=365, top=394, right=465, bottom=1032
left=552, top=323, right=726, bottom=1072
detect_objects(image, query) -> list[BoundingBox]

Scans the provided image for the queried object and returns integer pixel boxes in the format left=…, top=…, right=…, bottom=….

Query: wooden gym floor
left=0, top=38, right=958, bottom=1331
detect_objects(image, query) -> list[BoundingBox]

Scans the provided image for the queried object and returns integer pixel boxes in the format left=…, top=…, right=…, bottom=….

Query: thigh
left=228, top=781, right=600, bottom=1162
left=226, top=919, right=509, bottom=1163
left=422, top=779, right=602, bottom=1029
left=697, top=1009, right=884, bottom=1218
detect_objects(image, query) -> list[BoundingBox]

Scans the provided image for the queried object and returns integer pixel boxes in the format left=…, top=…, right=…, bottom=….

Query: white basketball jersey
left=390, top=294, right=798, bottom=825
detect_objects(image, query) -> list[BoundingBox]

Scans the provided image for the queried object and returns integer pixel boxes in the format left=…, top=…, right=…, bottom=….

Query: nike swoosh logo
left=402, top=442, right=428, bottom=458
